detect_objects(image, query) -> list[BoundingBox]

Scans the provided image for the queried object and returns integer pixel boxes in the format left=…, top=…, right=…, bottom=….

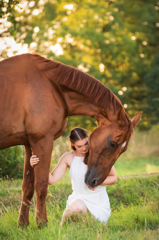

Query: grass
left=114, top=156, right=159, bottom=177
left=0, top=175, right=159, bottom=240
left=55, top=155, right=159, bottom=185
left=0, top=129, right=159, bottom=239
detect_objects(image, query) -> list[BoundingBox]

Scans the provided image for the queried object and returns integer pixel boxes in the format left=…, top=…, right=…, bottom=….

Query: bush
left=0, top=146, right=24, bottom=179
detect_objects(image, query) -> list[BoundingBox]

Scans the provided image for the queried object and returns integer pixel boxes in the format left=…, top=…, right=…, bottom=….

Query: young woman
left=30, top=128, right=117, bottom=226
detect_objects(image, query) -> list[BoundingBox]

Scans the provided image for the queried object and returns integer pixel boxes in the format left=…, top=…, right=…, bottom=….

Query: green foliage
left=64, top=115, right=97, bottom=136
left=0, top=0, right=19, bottom=37
left=1, top=0, right=159, bottom=130
left=0, top=146, right=24, bottom=179
left=150, top=122, right=159, bottom=138
left=0, top=0, right=159, bottom=131
left=144, top=55, right=159, bottom=128
left=0, top=0, right=19, bottom=18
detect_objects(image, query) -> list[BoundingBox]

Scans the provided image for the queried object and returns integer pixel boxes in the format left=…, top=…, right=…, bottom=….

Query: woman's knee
left=68, top=199, right=87, bottom=213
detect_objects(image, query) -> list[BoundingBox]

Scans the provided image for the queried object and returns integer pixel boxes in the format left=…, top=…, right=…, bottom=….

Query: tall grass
left=0, top=176, right=159, bottom=239
left=0, top=128, right=159, bottom=239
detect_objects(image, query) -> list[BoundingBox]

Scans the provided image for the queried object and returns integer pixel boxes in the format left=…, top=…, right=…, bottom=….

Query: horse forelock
left=33, top=53, right=122, bottom=113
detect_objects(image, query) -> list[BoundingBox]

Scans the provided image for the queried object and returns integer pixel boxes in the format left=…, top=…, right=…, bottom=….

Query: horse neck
left=62, top=90, right=120, bottom=123
left=37, top=54, right=123, bottom=123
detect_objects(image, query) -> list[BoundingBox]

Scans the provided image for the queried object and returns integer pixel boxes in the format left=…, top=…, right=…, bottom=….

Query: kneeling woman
left=30, top=128, right=117, bottom=225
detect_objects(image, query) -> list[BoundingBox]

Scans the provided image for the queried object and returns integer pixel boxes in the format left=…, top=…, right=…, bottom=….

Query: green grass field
left=0, top=130, right=159, bottom=239
left=0, top=173, right=159, bottom=240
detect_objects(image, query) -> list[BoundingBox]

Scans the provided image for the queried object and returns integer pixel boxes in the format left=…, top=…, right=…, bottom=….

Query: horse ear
left=131, top=112, right=142, bottom=128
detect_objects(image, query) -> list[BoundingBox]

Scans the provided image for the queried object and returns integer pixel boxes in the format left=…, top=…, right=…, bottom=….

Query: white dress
left=66, top=155, right=111, bottom=223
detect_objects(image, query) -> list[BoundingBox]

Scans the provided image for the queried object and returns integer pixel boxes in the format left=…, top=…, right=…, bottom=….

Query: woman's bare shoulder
left=60, top=151, right=74, bottom=167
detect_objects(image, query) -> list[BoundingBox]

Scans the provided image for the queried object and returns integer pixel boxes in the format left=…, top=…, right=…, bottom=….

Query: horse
left=0, top=53, right=141, bottom=226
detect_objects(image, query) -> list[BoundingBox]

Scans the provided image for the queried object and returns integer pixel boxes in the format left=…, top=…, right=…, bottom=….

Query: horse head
left=85, top=111, right=141, bottom=188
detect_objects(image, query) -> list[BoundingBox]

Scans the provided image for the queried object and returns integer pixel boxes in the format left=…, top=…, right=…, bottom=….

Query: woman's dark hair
left=69, top=128, right=88, bottom=150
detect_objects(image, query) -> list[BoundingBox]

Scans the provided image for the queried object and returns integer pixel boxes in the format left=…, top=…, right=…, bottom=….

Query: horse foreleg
left=29, top=133, right=54, bottom=226
left=18, top=145, right=34, bottom=226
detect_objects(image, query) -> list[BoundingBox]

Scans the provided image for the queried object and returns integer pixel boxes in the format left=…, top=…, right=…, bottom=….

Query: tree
left=144, top=54, right=159, bottom=128
left=0, top=0, right=19, bottom=34
left=1, top=0, right=159, bottom=131
left=0, top=146, right=24, bottom=178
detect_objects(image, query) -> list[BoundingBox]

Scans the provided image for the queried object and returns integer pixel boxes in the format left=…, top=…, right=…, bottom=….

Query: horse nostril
left=91, top=178, right=98, bottom=187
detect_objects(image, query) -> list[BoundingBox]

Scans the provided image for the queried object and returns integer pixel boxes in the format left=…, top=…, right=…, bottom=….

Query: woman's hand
left=30, top=155, right=40, bottom=167
left=87, top=185, right=97, bottom=191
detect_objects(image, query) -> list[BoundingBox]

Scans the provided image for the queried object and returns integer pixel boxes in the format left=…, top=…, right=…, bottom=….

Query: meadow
left=0, top=175, right=159, bottom=240
left=0, top=129, right=159, bottom=239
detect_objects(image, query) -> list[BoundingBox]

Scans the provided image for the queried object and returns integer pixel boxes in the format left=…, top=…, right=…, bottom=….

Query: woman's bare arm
left=30, top=153, right=71, bottom=185
left=101, top=166, right=117, bottom=186
left=48, top=153, right=69, bottom=185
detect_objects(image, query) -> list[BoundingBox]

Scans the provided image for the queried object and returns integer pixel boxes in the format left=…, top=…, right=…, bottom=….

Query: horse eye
left=110, top=141, right=116, bottom=149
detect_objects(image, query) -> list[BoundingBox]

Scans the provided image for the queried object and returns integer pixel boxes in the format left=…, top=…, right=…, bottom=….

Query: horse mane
left=32, top=53, right=122, bottom=114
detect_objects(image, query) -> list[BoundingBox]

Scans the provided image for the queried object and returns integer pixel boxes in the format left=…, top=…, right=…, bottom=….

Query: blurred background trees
left=0, top=146, right=24, bottom=178
left=1, top=0, right=159, bottom=131
left=0, top=0, right=159, bottom=177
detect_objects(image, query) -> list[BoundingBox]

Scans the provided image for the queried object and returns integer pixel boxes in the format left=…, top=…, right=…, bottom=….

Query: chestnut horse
left=0, top=53, right=141, bottom=226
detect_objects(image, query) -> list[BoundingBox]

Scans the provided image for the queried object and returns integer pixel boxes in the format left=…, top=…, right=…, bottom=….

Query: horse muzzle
left=85, top=166, right=101, bottom=188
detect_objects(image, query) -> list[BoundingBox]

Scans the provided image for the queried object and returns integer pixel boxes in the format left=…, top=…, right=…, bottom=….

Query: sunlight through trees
left=0, top=0, right=159, bottom=131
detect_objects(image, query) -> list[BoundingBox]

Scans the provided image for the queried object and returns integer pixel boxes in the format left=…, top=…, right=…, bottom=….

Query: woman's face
left=72, top=137, right=89, bottom=155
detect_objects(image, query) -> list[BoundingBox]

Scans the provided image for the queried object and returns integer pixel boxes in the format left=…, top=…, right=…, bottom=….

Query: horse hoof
left=36, top=219, right=48, bottom=229
left=17, top=221, right=29, bottom=229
